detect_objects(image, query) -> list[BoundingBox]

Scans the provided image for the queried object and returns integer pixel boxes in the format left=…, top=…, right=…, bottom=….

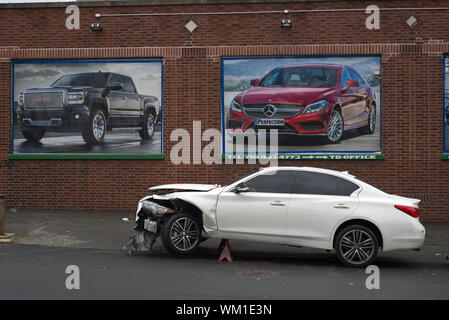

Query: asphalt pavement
left=1, top=209, right=448, bottom=299
left=13, top=126, right=162, bottom=154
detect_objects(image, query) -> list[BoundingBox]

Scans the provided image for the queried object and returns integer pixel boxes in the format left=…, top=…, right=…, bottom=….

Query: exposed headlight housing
left=141, top=201, right=175, bottom=217
left=303, top=100, right=328, bottom=114
left=230, top=99, right=242, bottom=112
left=68, top=92, right=85, bottom=104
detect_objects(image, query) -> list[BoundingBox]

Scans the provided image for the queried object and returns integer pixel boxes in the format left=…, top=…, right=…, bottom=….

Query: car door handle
left=269, top=201, right=286, bottom=206
left=122, top=97, right=127, bottom=100
left=334, top=204, right=350, bottom=209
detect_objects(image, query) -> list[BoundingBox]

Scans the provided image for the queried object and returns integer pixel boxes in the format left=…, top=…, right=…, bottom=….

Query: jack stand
left=217, top=239, right=232, bottom=262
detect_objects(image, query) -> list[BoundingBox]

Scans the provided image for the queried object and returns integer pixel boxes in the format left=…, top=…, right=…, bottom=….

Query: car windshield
left=51, top=73, right=109, bottom=88
left=258, top=67, right=339, bottom=87
left=224, top=172, right=257, bottom=186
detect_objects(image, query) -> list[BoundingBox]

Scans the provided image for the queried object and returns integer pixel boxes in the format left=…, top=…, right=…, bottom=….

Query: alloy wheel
left=170, top=217, right=200, bottom=251
left=369, top=105, right=376, bottom=132
left=93, top=113, right=105, bottom=140
left=147, top=115, right=155, bottom=137
left=328, top=110, right=344, bottom=142
left=339, top=229, right=375, bottom=265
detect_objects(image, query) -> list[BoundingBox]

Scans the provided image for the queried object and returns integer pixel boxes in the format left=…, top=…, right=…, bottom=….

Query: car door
left=216, top=170, right=296, bottom=238
left=120, top=76, right=141, bottom=123
left=348, top=69, right=370, bottom=125
left=286, top=171, right=360, bottom=245
left=107, top=74, right=125, bottom=124
left=339, top=68, right=360, bottom=127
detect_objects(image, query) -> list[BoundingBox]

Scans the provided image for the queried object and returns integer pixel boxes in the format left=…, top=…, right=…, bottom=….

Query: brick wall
left=0, top=0, right=448, bottom=222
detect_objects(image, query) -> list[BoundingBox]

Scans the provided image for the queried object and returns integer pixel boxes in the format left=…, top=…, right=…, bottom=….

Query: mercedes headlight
left=230, top=99, right=242, bottom=112
left=303, top=100, right=328, bottom=114
left=141, top=201, right=175, bottom=217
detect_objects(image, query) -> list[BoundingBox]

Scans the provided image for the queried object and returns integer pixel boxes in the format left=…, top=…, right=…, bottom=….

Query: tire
left=446, top=104, right=449, bottom=126
left=82, top=109, right=107, bottom=145
left=23, top=130, right=45, bottom=142
left=161, top=212, right=201, bottom=255
left=326, top=109, right=344, bottom=143
left=358, top=103, right=376, bottom=135
left=335, top=225, right=379, bottom=268
left=139, top=111, right=155, bottom=140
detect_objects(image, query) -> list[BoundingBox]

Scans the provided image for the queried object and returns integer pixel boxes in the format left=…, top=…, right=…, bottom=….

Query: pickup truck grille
left=242, top=103, right=302, bottom=119
left=24, top=92, right=64, bottom=110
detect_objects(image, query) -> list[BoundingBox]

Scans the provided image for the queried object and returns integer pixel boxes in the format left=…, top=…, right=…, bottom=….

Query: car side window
left=341, top=68, right=352, bottom=89
left=293, top=171, right=359, bottom=196
left=243, top=170, right=296, bottom=194
left=121, top=76, right=136, bottom=93
left=109, top=75, right=123, bottom=91
left=349, top=69, right=364, bottom=86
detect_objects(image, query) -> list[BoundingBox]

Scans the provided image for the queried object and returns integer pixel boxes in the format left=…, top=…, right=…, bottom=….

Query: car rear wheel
left=139, top=111, right=155, bottom=140
left=326, top=109, right=344, bottom=143
left=335, top=225, right=378, bottom=267
left=161, top=212, right=201, bottom=255
left=23, top=130, right=45, bottom=142
left=82, top=109, right=106, bottom=145
left=358, top=103, right=376, bottom=134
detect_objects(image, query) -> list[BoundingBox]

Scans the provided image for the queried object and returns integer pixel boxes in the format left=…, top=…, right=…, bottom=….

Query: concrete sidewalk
left=2, top=208, right=449, bottom=256
left=4, top=209, right=137, bottom=250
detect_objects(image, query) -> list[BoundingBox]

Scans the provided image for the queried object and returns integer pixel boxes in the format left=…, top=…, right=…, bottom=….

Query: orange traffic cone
left=218, top=239, right=232, bottom=262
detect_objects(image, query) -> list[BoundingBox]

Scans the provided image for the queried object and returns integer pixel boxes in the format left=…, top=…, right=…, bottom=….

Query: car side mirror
left=234, top=183, right=249, bottom=193
left=346, top=79, right=359, bottom=88
left=250, top=79, right=259, bottom=87
left=108, top=82, right=123, bottom=91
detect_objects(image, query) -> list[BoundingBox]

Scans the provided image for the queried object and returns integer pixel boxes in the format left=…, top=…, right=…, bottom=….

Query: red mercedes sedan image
left=226, top=64, right=377, bottom=143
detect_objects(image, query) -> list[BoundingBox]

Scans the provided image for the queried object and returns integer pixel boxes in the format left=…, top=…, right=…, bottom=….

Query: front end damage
left=124, top=184, right=217, bottom=253
left=123, top=199, right=174, bottom=253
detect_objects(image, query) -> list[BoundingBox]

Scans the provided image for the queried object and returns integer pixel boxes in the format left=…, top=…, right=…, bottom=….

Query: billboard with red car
left=222, top=56, right=381, bottom=156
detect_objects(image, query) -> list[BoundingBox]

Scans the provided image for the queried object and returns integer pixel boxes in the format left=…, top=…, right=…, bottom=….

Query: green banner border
left=8, top=153, right=165, bottom=160
left=222, top=153, right=384, bottom=160
left=441, top=154, right=449, bottom=160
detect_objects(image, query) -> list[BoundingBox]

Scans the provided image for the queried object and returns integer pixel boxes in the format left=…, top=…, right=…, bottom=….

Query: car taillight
left=394, top=205, right=419, bottom=218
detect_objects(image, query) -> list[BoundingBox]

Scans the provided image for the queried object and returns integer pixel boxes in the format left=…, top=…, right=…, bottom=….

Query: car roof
left=62, top=72, right=114, bottom=77
left=274, top=63, right=344, bottom=70
left=260, top=166, right=356, bottom=178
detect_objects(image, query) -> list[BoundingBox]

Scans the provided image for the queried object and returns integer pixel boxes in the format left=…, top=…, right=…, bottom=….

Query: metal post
left=0, top=194, right=4, bottom=235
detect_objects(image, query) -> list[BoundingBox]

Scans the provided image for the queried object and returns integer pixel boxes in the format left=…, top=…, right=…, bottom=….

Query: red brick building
left=0, top=0, right=448, bottom=222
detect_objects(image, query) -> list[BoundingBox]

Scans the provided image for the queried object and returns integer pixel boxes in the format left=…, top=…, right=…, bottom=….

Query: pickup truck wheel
left=23, top=130, right=45, bottom=142
left=83, top=109, right=106, bottom=145
left=139, top=112, right=155, bottom=140
left=161, top=212, right=201, bottom=255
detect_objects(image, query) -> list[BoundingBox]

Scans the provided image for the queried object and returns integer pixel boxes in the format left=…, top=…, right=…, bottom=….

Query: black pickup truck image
left=17, top=72, right=160, bottom=145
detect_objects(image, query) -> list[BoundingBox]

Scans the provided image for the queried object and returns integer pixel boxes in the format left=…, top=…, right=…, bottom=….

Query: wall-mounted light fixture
left=90, top=23, right=102, bottom=31
left=406, top=15, right=418, bottom=28
left=281, top=19, right=292, bottom=28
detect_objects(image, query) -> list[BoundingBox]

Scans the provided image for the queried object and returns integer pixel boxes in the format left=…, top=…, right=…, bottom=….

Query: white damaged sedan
left=128, top=166, right=425, bottom=267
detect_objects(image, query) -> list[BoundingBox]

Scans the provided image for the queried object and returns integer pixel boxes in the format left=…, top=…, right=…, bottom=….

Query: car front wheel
left=326, top=109, right=344, bottom=143
left=161, top=212, right=201, bottom=255
left=82, top=109, right=106, bottom=145
left=335, top=225, right=378, bottom=267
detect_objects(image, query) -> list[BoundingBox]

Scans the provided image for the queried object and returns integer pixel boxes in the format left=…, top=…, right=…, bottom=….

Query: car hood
left=23, top=86, right=102, bottom=92
left=148, top=184, right=218, bottom=192
left=239, top=86, right=336, bottom=106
